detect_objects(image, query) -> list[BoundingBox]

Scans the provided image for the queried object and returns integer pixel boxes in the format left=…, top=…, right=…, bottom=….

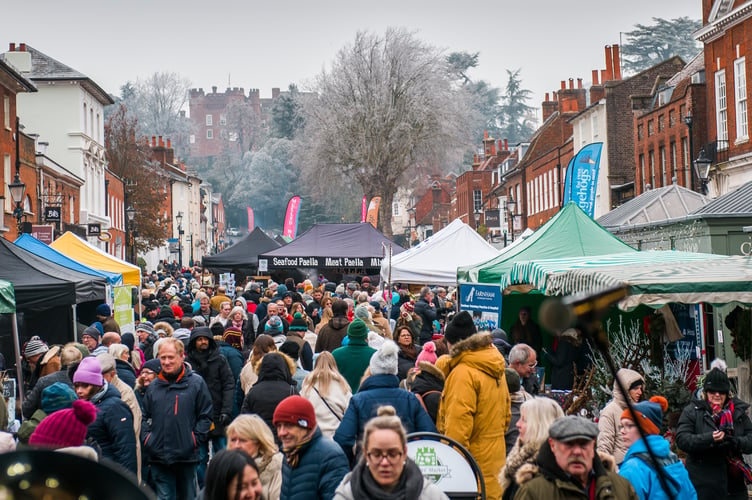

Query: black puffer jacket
left=676, top=396, right=752, bottom=499
left=186, top=327, right=234, bottom=437
left=87, top=383, right=137, bottom=474
left=408, top=361, right=445, bottom=424
left=240, top=353, right=298, bottom=433
left=413, top=297, right=437, bottom=344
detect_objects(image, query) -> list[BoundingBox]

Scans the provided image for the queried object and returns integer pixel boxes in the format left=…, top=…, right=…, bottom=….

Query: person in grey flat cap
left=514, top=415, right=638, bottom=499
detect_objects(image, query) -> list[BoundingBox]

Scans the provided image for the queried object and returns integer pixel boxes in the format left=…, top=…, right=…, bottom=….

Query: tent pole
left=71, top=304, right=78, bottom=343
left=12, top=313, right=24, bottom=410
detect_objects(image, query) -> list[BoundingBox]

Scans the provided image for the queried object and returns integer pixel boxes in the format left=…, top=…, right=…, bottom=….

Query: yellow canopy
left=51, top=232, right=141, bottom=287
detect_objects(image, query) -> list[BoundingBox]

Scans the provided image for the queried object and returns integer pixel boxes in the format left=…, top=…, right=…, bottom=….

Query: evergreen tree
left=498, top=69, right=536, bottom=144
left=270, top=84, right=305, bottom=139
left=622, top=17, right=702, bottom=74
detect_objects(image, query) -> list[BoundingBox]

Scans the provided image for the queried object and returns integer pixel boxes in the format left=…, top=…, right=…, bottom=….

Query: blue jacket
left=140, top=364, right=213, bottom=464
left=619, top=434, right=697, bottom=500
left=333, top=373, right=437, bottom=462
left=280, top=427, right=349, bottom=500
left=87, top=383, right=138, bottom=474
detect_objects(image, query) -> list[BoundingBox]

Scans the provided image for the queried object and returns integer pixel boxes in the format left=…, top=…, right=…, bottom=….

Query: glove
left=218, top=413, right=230, bottom=426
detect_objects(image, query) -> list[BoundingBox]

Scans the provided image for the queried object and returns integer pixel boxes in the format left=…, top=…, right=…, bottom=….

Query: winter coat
left=315, top=316, right=350, bottom=353
left=87, top=383, right=138, bottom=474
left=597, top=368, right=644, bottom=464
left=436, top=332, right=510, bottom=500
left=397, top=344, right=420, bottom=380
left=413, top=297, right=437, bottom=344
left=279, top=427, right=350, bottom=500
left=331, top=337, right=376, bottom=393
left=101, top=316, right=121, bottom=334
left=21, top=369, right=72, bottom=419
left=506, top=390, right=533, bottom=455
left=333, top=373, right=436, bottom=464
left=240, top=353, right=298, bottom=433
left=18, top=408, right=46, bottom=444
left=407, top=361, right=445, bottom=424
left=334, top=459, right=448, bottom=499
left=186, top=329, right=235, bottom=437
left=111, top=375, right=143, bottom=482
left=498, top=439, right=538, bottom=500
left=257, top=451, right=283, bottom=500
left=115, top=358, right=137, bottom=388
left=514, top=440, right=638, bottom=500
left=285, top=332, right=314, bottom=371
left=619, top=434, right=697, bottom=500
left=300, top=380, right=352, bottom=438
left=543, top=338, right=591, bottom=391
left=371, top=312, right=392, bottom=340
left=676, top=396, right=752, bottom=499
left=141, top=363, right=214, bottom=464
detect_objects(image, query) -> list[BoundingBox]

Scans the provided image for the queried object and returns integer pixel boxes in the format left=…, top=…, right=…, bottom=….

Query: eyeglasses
left=527, top=361, right=537, bottom=368
left=366, top=449, right=403, bottom=464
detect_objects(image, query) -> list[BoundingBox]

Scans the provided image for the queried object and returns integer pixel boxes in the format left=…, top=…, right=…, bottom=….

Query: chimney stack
left=612, top=44, right=622, bottom=80
left=592, top=70, right=600, bottom=86
left=9, top=43, right=15, bottom=51
left=604, top=46, right=614, bottom=82
left=504, top=139, right=508, bottom=150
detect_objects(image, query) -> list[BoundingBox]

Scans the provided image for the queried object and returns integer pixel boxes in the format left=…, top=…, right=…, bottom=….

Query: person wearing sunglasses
left=334, top=405, right=448, bottom=499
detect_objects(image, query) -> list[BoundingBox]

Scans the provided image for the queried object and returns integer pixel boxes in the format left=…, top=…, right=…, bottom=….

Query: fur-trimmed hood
left=437, top=332, right=505, bottom=382
left=417, top=360, right=445, bottom=381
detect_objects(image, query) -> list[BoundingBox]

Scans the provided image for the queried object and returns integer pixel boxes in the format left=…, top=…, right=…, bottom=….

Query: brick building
left=104, top=170, right=126, bottom=260
left=696, top=0, right=752, bottom=197
left=633, top=53, right=707, bottom=195
left=409, top=176, right=454, bottom=243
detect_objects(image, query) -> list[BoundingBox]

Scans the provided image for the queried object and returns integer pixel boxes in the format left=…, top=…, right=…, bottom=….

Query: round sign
left=98, top=231, right=112, bottom=242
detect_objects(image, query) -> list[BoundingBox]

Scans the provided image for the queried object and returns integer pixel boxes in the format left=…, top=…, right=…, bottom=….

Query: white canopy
left=380, top=219, right=499, bottom=286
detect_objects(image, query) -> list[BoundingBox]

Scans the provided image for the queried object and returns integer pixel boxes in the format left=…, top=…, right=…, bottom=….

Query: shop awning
left=50, top=232, right=141, bottom=286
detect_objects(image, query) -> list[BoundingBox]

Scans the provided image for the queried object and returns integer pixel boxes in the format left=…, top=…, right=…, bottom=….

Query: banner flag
left=366, top=196, right=381, bottom=228
left=282, top=196, right=301, bottom=239
left=561, top=156, right=575, bottom=206
left=562, top=142, right=602, bottom=217
left=247, top=207, right=255, bottom=231
left=361, top=195, right=367, bottom=222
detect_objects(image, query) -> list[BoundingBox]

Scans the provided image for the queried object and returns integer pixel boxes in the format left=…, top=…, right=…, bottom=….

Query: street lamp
left=684, top=113, right=695, bottom=192
left=507, top=196, right=517, bottom=243
left=473, top=207, right=481, bottom=229
left=126, top=205, right=136, bottom=264
left=175, top=211, right=184, bottom=269
left=694, top=148, right=712, bottom=195
left=212, top=221, right=218, bottom=254
left=9, top=173, right=26, bottom=234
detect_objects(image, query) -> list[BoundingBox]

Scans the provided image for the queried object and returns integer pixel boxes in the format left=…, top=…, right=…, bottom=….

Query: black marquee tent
left=202, top=227, right=282, bottom=273
left=258, top=223, right=405, bottom=271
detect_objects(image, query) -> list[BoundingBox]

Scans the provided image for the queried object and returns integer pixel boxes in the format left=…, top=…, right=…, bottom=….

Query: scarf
left=232, top=318, right=243, bottom=329
left=500, top=441, right=538, bottom=490
left=399, top=343, right=417, bottom=360
left=349, top=458, right=423, bottom=499
left=712, top=400, right=735, bottom=433
left=283, top=432, right=314, bottom=469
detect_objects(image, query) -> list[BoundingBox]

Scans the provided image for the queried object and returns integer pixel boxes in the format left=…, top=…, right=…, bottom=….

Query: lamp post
left=9, top=173, right=26, bottom=235
left=473, top=207, right=481, bottom=229
left=188, top=233, right=194, bottom=267
left=212, top=221, right=218, bottom=254
left=176, top=211, right=184, bottom=270
left=694, top=148, right=712, bottom=195
left=507, top=196, right=517, bottom=243
left=684, top=113, right=695, bottom=192
left=125, top=205, right=136, bottom=264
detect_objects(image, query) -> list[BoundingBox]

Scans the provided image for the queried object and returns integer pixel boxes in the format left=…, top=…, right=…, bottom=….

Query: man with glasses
left=510, top=343, right=540, bottom=395
left=274, top=395, right=349, bottom=499
left=515, top=415, right=638, bottom=499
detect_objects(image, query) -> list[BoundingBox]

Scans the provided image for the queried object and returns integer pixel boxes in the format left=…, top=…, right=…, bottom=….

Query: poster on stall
left=113, top=285, right=135, bottom=334
left=458, top=283, right=502, bottom=331
left=219, top=273, right=236, bottom=298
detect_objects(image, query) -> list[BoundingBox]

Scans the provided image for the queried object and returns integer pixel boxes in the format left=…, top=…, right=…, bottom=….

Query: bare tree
left=299, top=28, right=475, bottom=237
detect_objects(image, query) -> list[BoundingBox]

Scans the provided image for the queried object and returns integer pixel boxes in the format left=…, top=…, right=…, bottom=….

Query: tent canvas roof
left=202, top=227, right=281, bottom=273
left=259, top=223, right=405, bottom=269
left=15, top=234, right=122, bottom=285
left=0, top=237, right=76, bottom=310
left=457, top=202, right=635, bottom=284
left=380, top=219, right=499, bottom=286
left=0, top=279, right=15, bottom=314
left=51, top=232, right=141, bottom=286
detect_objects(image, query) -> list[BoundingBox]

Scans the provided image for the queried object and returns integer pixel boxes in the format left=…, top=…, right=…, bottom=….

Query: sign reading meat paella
left=267, top=256, right=384, bottom=268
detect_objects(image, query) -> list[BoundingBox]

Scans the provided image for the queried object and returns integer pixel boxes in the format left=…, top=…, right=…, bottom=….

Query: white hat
left=369, top=340, right=399, bottom=376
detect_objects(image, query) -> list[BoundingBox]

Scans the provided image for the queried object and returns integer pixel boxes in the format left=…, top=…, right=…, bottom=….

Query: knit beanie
left=621, top=396, right=669, bottom=435
left=223, top=326, right=243, bottom=350
left=136, top=322, right=155, bottom=336
left=40, top=382, right=78, bottom=414
left=279, top=340, right=300, bottom=361
left=443, top=311, right=477, bottom=345
left=96, top=353, right=117, bottom=374
left=142, top=358, right=162, bottom=374
left=81, top=326, right=101, bottom=342
left=704, top=367, right=731, bottom=394
left=354, top=304, right=371, bottom=322
left=91, top=322, right=104, bottom=336
left=370, top=340, right=399, bottom=376
left=265, top=316, right=283, bottom=335
left=95, top=303, right=111, bottom=317
left=24, top=336, right=49, bottom=358
left=289, top=312, right=308, bottom=332
left=29, top=399, right=97, bottom=449
left=415, top=341, right=438, bottom=366
left=72, top=356, right=103, bottom=387
left=505, top=368, right=521, bottom=393
left=273, top=395, right=316, bottom=430
left=347, top=318, right=368, bottom=340
left=120, top=332, right=135, bottom=351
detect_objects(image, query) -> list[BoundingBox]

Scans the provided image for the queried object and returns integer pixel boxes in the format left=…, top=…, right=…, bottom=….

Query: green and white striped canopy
left=0, top=279, right=15, bottom=314
left=506, top=251, right=752, bottom=310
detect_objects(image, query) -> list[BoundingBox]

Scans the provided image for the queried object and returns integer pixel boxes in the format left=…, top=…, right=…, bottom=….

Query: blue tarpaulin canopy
left=15, top=234, right=122, bottom=285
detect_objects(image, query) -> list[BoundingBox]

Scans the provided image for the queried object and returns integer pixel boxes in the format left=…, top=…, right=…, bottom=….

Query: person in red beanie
left=619, top=395, right=697, bottom=500
left=273, top=395, right=349, bottom=499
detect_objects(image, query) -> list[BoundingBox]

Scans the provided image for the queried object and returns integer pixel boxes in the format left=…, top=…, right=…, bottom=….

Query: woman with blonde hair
left=300, top=351, right=352, bottom=438
left=334, top=405, right=448, bottom=499
left=239, top=334, right=277, bottom=393
left=498, top=397, right=565, bottom=500
left=315, top=306, right=334, bottom=334
left=290, top=302, right=315, bottom=332
left=226, top=414, right=283, bottom=500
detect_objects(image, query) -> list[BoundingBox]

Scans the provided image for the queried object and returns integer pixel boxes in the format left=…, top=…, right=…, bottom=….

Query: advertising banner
left=361, top=195, right=367, bottom=223
left=366, top=196, right=381, bottom=228
left=458, top=283, right=502, bottom=331
left=113, top=285, right=135, bottom=334
left=247, top=207, right=255, bottom=232
left=562, top=143, right=603, bottom=217
left=282, top=196, right=301, bottom=239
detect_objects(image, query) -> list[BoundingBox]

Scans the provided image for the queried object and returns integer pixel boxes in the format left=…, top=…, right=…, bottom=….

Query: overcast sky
left=5, top=0, right=700, bottom=122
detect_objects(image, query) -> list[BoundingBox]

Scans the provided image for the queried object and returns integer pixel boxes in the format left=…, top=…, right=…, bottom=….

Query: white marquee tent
left=380, top=219, right=499, bottom=286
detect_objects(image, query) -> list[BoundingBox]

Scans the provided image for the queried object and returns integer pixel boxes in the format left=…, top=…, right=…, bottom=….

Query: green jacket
left=513, top=441, right=638, bottom=500
left=17, top=409, right=46, bottom=444
left=332, top=338, right=376, bottom=393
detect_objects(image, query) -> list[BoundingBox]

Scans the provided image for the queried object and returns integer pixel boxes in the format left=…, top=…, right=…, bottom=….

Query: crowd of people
left=1, top=267, right=751, bottom=500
